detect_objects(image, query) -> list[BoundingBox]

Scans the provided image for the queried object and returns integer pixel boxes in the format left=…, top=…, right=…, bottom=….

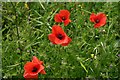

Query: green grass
left=2, top=2, right=120, bottom=78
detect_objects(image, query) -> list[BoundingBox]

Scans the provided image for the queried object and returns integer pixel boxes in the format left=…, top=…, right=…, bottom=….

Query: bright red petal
left=54, top=34, right=71, bottom=46
left=61, top=37, right=72, bottom=46
left=54, top=37, right=65, bottom=44
left=94, top=20, right=106, bottom=28
left=59, top=10, right=70, bottom=19
left=48, top=34, right=56, bottom=44
left=64, top=19, right=71, bottom=26
left=24, top=62, right=35, bottom=73
left=96, top=12, right=106, bottom=20
left=94, top=13, right=107, bottom=28
left=24, top=71, right=38, bottom=79
left=54, top=14, right=62, bottom=22
left=24, top=62, right=40, bottom=75
left=40, top=69, right=46, bottom=74
left=49, top=33, right=68, bottom=45
left=49, top=25, right=72, bottom=45
left=23, top=71, right=29, bottom=78
left=52, top=25, right=65, bottom=35
left=32, top=56, right=43, bottom=65
left=48, top=33, right=65, bottom=44
left=37, top=65, right=44, bottom=73
left=90, top=13, right=96, bottom=22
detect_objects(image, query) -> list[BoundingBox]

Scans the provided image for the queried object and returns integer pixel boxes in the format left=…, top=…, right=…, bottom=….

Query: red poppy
left=48, top=25, right=71, bottom=46
left=48, top=25, right=72, bottom=46
left=23, top=56, right=46, bottom=79
left=90, top=12, right=107, bottom=28
left=54, top=10, right=71, bottom=26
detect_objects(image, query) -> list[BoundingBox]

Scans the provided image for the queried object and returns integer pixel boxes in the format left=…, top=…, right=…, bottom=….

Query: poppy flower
left=23, top=56, right=46, bottom=79
left=48, top=25, right=72, bottom=46
left=54, top=10, right=71, bottom=26
left=90, top=12, right=107, bottom=28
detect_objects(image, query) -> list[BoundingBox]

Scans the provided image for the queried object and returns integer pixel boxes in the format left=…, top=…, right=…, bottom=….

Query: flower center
left=32, top=67, right=38, bottom=72
left=95, top=19, right=100, bottom=23
left=62, top=17, right=66, bottom=20
left=57, top=34, right=63, bottom=40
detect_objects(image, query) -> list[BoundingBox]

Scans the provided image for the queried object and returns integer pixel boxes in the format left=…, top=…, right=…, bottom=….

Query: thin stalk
left=81, top=8, right=92, bottom=14
left=11, top=2, right=21, bottom=54
left=11, top=2, right=22, bottom=75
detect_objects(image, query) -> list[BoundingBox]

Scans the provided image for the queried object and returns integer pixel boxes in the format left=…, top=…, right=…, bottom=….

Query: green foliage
left=2, top=2, right=119, bottom=78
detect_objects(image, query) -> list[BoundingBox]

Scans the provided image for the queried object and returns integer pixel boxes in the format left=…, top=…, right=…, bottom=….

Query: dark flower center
left=32, top=67, right=38, bottom=72
left=57, top=34, right=63, bottom=40
left=95, top=19, right=100, bottom=23
left=62, top=17, right=66, bottom=20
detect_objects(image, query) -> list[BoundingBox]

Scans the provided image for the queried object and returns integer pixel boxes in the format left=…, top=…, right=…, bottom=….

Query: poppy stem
left=81, top=9, right=92, bottom=14
left=61, top=23, right=65, bottom=30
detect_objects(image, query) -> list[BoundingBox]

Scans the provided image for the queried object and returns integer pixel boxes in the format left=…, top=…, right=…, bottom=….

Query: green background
left=2, top=2, right=120, bottom=78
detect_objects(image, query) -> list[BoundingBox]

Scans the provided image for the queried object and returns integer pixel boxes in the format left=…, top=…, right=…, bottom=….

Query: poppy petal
left=48, top=33, right=68, bottom=45
left=48, top=33, right=66, bottom=44
left=24, top=62, right=40, bottom=74
left=61, top=37, right=72, bottom=46
left=94, top=19, right=106, bottom=28
left=48, top=34, right=56, bottom=44
left=24, top=62, right=35, bottom=72
left=52, top=25, right=65, bottom=35
left=24, top=72, right=38, bottom=79
left=32, top=56, right=43, bottom=65
left=38, top=65, right=44, bottom=73
left=94, top=13, right=107, bottom=28
left=40, top=69, right=46, bottom=74
left=23, top=57, right=46, bottom=79
left=59, top=10, right=70, bottom=19
left=96, top=12, right=106, bottom=20
left=96, top=12, right=107, bottom=22
left=48, top=25, right=72, bottom=46
left=54, top=14, right=62, bottom=22
left=23, top=71, right=29, bottom=78
left=90, top=13, right=96, bottom=22
left=64, top=19, right=71, bottom=26
left=54, top=33, right=69, bottom=44
left=54, top=38, right=65, bottom=44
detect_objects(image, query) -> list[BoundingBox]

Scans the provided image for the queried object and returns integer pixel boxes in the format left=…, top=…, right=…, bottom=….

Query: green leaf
left=80, top=62, right=88, bottom=73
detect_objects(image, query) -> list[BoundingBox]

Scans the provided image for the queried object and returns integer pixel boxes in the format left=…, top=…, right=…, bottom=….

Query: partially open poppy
left=90, top=12, right=107, bottom=28
left=23, top=56, right=46, bottom=79
left=48, top=25, right=72, bottom=46
left=54, top=10, right=71, bottom=26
